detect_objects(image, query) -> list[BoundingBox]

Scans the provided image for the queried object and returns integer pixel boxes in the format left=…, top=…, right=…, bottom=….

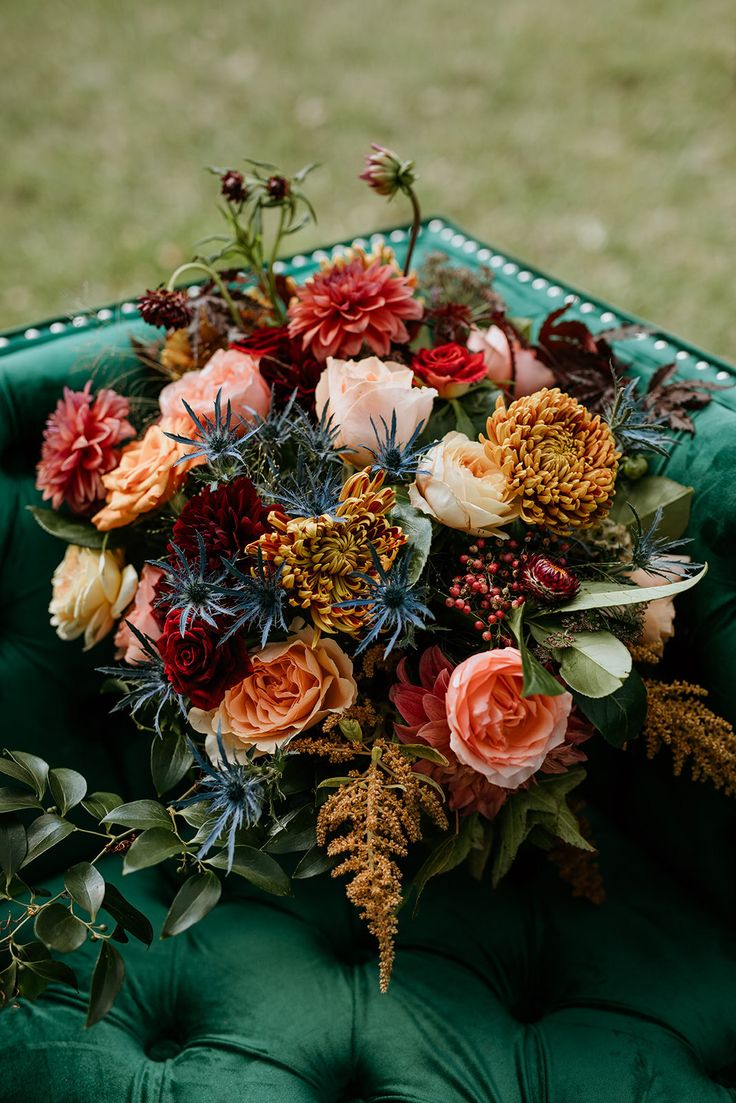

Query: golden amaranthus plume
left=316, top=739, right=447, bottom=991
left=248, top=470, right=405, bottom=637
left=482, top=387, right=619, bottom=532
left=644, top=680, right=736, bottom=796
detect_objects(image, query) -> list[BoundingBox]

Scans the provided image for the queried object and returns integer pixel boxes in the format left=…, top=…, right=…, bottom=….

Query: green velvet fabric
left=0, top=220, right=734, bottom=1101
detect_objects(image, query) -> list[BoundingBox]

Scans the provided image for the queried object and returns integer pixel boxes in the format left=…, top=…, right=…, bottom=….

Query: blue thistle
left=269, top=454, right=345, bottom=518
left=164, top=390, right=247, bottom=483
left=361, top=411, right=429, bottom=482
left=334, top=545, right=434, bottom=655
left=217, top=547, right=289, bottom=647
left=605, top=378, right=672, bottom=457
left=239, top=388, right=301, bottom=455
left=629, top=505, right=698, bottom=578
left=150, top=534, right=231, bottom=635
left=97, top=622, right=185, bottom=736
left=293, top=405, right=349, bottom=467
left=179, top=731, right=272, bottom=872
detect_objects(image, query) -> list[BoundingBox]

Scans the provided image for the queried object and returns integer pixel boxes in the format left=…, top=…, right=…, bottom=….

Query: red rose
left=231, top=328, right=322, bottom=414
left=159, top=612, right=249, bottom=710
left=170, top=477, right=271, bottom=574
left=412, top=342, right=487, bottom=398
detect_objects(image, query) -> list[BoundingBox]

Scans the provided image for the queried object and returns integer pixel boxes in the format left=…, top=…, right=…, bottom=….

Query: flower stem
left=403, top=188, right=422, bottom=277
left=167, top=262, right=242, bottom=329
left=265, top=207, right=288, bottom=322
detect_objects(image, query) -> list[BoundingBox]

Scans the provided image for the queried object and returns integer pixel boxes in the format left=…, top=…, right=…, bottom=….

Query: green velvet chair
left=1, top=220, right=735, bottom=1102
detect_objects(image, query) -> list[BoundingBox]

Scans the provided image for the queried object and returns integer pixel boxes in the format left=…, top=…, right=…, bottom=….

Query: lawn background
left=1, top=0, right=733, bottom=360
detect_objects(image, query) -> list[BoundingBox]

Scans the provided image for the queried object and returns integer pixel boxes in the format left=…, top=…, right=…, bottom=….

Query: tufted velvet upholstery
left=1, top=221, right=735, bottom=1102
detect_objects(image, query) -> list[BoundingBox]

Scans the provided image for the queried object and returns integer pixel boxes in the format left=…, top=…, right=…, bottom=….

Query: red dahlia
left=170, top=477, right=271, bottom=573
left=159, top=611, right=249, bottom=710
left=412, top=342, right=487, bottom=398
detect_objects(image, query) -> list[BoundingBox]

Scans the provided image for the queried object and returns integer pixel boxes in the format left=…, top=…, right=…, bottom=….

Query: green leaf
left=391, top=498, right=433, bottom=584
left=100, top=884, right=153, bottom=946
left=161, top=872, right=221, bottom=938
left=86, top=942, right=125, bottom=1028
left=123, top=827, right=184, bottom=873
left=82, top=792, right=124, bottom=821
left=0, top=961, right=17, bottom=1006
left=48, top=768, right=87, bottom=816
left=0, top=751, right=49, bottom=799
left=411, top=819, right=475, bottom=913
left=292, top=845, right=337, bottom=879
left=491, top=769, right=590, bottom=886
left=316, top=776, right=354, bottom=789
left=506, top=605, right=566, bottom=698
left=556, top=631, right=631, bottom=697
left=546, top=564, right=707, bottom=616
left=22, top=814, right=75, bottom=867
left=265, top=806, right=316, bottom=854
left=572, top=668, right=648, bottom=747
left=0, top=822, right=27, bottom=891
left=26, top=506, right=111, bottom=550
left=150, top=730, right=193, bottom=797
left=206, top=846, right=291, bottom=896
left=102, top=800, right=171, bottom=831
left=64, top=863, right=105, bottom=921
left=24, top=957, right=77, bottom=991
left=449, top=396, right=477, bottom=438
left=34, top=902, right=87, bottom=953
left=396, top=743, right=450, bottom=766
left=610, top=475, right=693, bottom=539
left=0, top=788, right=40, bottom=813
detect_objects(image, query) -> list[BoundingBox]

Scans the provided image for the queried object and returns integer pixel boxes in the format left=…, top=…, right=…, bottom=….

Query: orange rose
left=189, top=624, right=357, bottom=755
left=446, top=647, right=572, bottom=788
left=158, top=348, right=271, bottom=427
left=92, top=416, right=201, bottom=531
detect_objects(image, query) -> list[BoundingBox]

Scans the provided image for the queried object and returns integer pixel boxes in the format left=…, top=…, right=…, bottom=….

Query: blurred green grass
left=1, top=0, right=733, bottom=360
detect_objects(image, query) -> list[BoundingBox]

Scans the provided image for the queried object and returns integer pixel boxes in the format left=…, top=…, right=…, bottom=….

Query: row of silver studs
left=0, top=218, right=731, bottom=382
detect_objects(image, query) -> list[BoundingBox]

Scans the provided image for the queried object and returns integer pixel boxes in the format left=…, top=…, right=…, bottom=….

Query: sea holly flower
left=150, top=535, right=231, bottom=636
left=362, top=411, right=429, bottom=483
left=97, top=622, right=186, bottom=736
left=164, top=391, right=246, bottom=483
left=359, top=143, right=416, bottom=198
left=333, top=545, right=433, bottom=655
left=217, top=548, right=289, bottom=648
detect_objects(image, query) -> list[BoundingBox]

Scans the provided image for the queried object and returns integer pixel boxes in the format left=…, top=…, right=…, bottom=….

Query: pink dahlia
left=287, top=255, right=423, bottom=362
left=36, top=381, right=134, bottom=515
left=390, top=647, right=508, bottom=820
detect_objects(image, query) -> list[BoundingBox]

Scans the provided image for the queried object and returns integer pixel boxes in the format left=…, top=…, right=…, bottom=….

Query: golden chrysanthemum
left=482, top=387, right=619, bottom=532
left=247, top=470, right=406, bottom=637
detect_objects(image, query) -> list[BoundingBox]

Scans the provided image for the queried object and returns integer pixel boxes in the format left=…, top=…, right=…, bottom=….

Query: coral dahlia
left=36, top=381, right=134, bottom=515
left=287, top=253, right=422, bottom=362
left=483, top=387, right=619, bottom=533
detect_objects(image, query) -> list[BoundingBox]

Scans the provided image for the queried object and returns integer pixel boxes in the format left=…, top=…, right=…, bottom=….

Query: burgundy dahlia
left=36, top=381, right=134, bottom=515
left=220, top=169, right=247, bottom=204
left=159, top=611, right=249, bottom=710
left=170, top=476, right=271, bottom=572
left=519, top=553, right=580, bottom=605
left=138, top=287, right=193, bottom=331
left=231, top=327, right=322, bottom=413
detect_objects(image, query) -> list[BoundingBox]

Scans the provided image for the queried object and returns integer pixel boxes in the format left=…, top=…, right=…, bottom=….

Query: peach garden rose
left=189, top=624, right=357, bottom=757
left=315, top=355, right=437, bottom=468
left=445, top=647, right=572, bottom=789
left=113, top=564, right=164, bottom=664
left=158, top=347, right=271, bottom=426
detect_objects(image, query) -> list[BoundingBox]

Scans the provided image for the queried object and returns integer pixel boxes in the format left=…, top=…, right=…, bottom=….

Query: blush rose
left=467, top=324, right=554, bottom=397
left=158, top=347, right=271, bottom=427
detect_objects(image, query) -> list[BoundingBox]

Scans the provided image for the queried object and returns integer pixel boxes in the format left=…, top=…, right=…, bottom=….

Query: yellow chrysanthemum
left=248, top=470, right=406, bottom=637
left=482, top=387, right=619, bottom=532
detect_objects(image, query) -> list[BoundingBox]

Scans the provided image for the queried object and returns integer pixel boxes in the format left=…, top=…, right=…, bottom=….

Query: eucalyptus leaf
left=64, top=863, right=105, bottom=921
left=161, top=872, right=221, bottom=938
left=151, top=730, right=193, bottom=797
left=396, top=743, right=450, bottom=766
left=0, top=788, right=40, bottom=814
left=49, top=768, right=87, bottom=816
left=100, top=884, right=153, bottom=946
left=123, top=827, right=184, bottom=873
left=391, top=499, right=433, bottom=584
left=2, top=751, right=49, bottom=799
left=24, top=957, right=77, bottom=991
left=22, top=814, right=75, bottom=867
left=0, top=822, right=27, bottom=890
left=538, top=629, right=633, bottom=699
left=265, top=806, right=316, bottom=854
left=102, top=800, right=171, bottom=831
left=206, top=846, right=291, bottom=896
left=292, top=845, right=337, bottom=879
left=412, top=820, right=475, bottom=913
left=34, top=903, right=87, bottom=954
left=86, top=942, right=125, bottom=1028
left=0, top=962, right=17, bottom=1006
left=544, top=564, right=707, bottom=616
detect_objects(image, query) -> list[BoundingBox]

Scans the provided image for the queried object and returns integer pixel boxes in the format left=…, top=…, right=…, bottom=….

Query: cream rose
left=446, top=647, right=572, bottom=789
left=409, top=430, right=519, bottom=536
left=630, top=556, right=691, bottom=656
left=189, top=624, right=357, bottom=756
left=315, top=356, right=437, bottom=467
left=50, top=546, right=138, bottom=651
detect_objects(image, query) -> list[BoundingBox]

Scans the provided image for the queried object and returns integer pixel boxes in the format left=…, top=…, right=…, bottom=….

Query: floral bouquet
left=3, top=145, right=730, bottom=1025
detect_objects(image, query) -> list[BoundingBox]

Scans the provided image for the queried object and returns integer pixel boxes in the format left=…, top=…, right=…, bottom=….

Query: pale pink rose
left=158, top=348, right=271, bottom=428
left=114, top=565, right=164, bottom=664
left=629, top=556, right=691, bottom=653
left=315, top=356, right=437, bottom=467
left=467, top=325, right=554, bottom=397
left=446, top=647, right=572, bottom=789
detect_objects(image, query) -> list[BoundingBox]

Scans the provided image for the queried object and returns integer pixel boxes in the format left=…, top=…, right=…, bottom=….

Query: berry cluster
left=445, top=533, right=575, bottom=643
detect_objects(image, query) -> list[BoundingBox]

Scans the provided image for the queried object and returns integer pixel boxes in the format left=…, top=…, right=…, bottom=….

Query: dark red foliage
left=231, top=327, right=323, bottom=413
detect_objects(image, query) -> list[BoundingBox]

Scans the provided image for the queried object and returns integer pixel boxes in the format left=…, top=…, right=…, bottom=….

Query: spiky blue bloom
left=293, top=405, right=348, bottom=467
left=150, top=534, right=230, bottom=636
left=361, top=411, right=429, bottom=483
left=605, top=378, right=672, bottom=458
left=97, top=622, right=185, bottom=736
left=629, top=505, right=698, bottom=579
left=179, top=731, right=269, bottom=872
left=239, top=388, right=301, bottom=455
left=269, top=454, right=345, bottom=518
left=164, top=390, right=247, bottom=483
left=217, top=547, right=289, bottom=647
left=334, top=545, right=433, bottom=655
